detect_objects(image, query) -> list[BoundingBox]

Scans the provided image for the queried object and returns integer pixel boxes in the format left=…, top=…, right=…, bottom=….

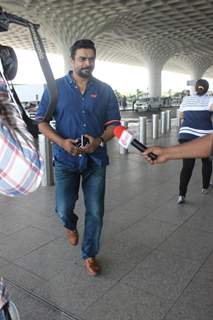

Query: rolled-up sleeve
left=104, top=87, right=121, bottom=127
left=35, top=88, right=50, bottom=122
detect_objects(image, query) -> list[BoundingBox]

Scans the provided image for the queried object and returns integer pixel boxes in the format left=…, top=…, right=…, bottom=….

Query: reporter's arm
left=164, top=134, right=213, bottom=159
left=144, top=134, right=213, bottom=164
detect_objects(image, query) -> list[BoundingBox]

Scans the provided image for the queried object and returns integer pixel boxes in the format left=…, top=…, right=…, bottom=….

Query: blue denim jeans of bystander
left=54, top=159, right=106, bottom=259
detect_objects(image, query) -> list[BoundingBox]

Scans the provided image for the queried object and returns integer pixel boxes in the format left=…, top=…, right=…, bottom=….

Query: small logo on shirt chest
left=90, top=93, right=97, bottom=98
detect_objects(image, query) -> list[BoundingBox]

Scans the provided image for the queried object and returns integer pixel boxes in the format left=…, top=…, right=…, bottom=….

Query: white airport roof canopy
left=1, top=0, right=213, bottom=95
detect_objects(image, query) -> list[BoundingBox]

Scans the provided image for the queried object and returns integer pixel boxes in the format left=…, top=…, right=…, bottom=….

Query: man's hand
left=143, top=146, right=169, bottom=164
left=61, top=138, right=82, bottom=156
left=79, top=134, right=100, bottom=154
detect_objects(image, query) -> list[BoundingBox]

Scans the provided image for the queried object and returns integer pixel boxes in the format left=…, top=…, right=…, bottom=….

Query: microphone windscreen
left=113, top=125, right=126, bottom=138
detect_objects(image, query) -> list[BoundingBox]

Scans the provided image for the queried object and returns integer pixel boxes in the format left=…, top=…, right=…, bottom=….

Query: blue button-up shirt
left=36, top=72, right=120, bottom=169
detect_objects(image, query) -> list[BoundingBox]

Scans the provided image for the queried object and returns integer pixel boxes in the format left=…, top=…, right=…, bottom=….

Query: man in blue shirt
left=36, top=39, right=120, bottom=276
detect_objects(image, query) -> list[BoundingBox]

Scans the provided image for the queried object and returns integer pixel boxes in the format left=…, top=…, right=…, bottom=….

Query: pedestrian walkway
left=0, top=124, right=212, bottom=320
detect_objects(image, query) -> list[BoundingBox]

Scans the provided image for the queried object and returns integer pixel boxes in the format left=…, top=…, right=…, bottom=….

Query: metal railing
left=38, top=134, right=54, bottom=186
left=119, top=110, right=176, bottom=153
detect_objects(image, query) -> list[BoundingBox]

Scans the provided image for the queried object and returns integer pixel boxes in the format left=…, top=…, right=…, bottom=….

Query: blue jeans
left=54, top=159, right=106, bottom=259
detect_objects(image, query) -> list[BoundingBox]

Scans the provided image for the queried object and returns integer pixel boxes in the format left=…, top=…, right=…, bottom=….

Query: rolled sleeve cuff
left=104, top=119, right=121, bottom=127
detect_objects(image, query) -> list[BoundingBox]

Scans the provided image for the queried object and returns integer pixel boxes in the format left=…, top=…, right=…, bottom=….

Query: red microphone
left=114, top=126, right=157, bottom=160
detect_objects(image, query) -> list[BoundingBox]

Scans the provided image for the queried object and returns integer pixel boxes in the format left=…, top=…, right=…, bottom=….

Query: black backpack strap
left=28, top=23, right=57, bottom=122
left=0, top=59, right=39, bottom=139
left=2, top=303, right=12, bottom=320
left=10, top=82, right=39, bottom=138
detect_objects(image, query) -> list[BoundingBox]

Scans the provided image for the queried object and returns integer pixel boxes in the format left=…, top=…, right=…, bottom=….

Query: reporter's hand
left=79, top=134, right=100, bottom=154
left=143, top=146, right=168, bottom=164
left=61, top=138, right=82, bottom=156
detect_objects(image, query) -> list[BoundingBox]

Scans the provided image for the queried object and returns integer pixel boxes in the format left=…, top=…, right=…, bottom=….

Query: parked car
left=134, top=97, right=162, bottom=112
left=134, top=98, right=149, bottom=112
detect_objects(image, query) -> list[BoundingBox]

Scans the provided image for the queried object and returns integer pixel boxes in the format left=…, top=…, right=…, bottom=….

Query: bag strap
left=0, top=66, right=39, bottom=138
left=2, top=304, right=12, bottom=320
left=0, top=8, right=58, bottom=122
left=27, top=23, right=57, bottom=122
left=9, top=82, right=39, bottom=138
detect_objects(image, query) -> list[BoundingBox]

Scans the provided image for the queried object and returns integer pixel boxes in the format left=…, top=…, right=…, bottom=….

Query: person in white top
left=177, top=79, right=213, bottom=203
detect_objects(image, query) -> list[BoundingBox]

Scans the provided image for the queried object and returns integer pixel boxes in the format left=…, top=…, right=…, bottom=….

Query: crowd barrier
left=119, top=110, right=178, bottom=154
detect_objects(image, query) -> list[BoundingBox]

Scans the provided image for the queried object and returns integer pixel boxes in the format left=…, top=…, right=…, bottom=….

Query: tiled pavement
left=0, top=118, right=212, bottom=320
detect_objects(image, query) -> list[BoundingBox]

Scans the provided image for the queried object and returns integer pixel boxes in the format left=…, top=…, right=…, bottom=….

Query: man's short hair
left=70, top=39, right=96, bottom=59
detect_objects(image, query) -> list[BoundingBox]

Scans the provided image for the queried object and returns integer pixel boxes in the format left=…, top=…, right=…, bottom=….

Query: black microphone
left=114, top=126, right=157, bottom=160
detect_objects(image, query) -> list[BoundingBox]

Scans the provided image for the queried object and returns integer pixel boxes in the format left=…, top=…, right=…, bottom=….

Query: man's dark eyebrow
left=79, top=56, right=95, bottom=59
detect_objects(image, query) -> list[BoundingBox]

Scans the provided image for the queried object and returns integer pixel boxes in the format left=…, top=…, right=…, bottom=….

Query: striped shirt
left=0, top=99, right=43, bottom=197
left=179, top=94, right=213, bottom=141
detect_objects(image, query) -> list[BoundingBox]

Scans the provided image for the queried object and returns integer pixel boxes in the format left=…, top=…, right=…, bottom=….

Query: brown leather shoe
left=65, top=228, right=79, bottom=246
left=84, top=258, right=100, bottom=276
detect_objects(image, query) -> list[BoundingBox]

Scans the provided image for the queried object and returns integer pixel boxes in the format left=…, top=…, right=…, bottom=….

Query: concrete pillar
left=147, top=62, right=162, bottom=97
left=189, top=69, right=203, bottom=95
left=64, top=53, right=71, bottom=73
left=191, top=69, right=203, bottom=81
left=60, top=43, right=72, bottom=73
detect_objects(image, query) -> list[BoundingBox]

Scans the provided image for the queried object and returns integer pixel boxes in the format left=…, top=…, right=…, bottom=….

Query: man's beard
left=77, top=67, right=93, bottom=79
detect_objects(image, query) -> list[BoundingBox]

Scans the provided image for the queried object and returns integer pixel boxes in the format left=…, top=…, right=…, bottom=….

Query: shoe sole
left=86, top=270, right=99, bottom=276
